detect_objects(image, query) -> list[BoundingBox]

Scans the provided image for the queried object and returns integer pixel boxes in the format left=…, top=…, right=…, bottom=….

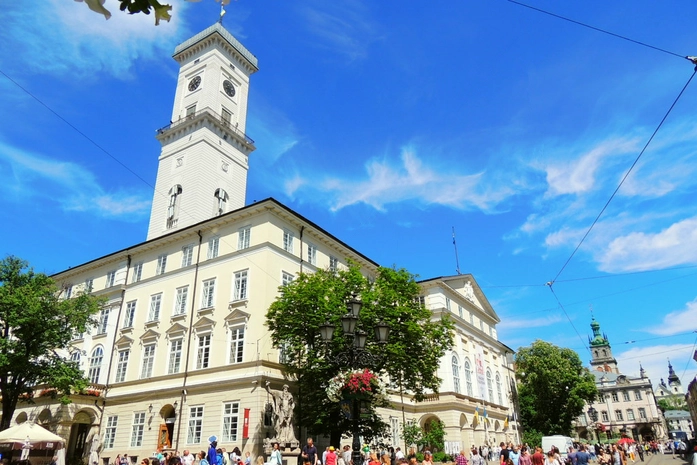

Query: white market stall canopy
left=0, top=422, right=65, bottom=450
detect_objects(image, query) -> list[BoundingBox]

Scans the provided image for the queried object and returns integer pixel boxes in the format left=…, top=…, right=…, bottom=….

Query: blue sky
left=1, top=0, right=697, bottom=390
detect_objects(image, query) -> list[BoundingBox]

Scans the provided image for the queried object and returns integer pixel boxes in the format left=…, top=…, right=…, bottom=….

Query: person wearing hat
left=326, top=447, right=338, bottom=465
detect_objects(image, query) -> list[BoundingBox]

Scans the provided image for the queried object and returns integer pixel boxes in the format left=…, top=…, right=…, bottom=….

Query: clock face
left=188, top=76, right=201, bottom=92
left=223, top=80, right=236, bottom=97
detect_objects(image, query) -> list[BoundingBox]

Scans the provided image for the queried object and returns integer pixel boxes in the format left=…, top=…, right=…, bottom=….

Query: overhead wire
left=680, top=334, right=697, bottom=380
left=547, top=284, right=590, bottom=353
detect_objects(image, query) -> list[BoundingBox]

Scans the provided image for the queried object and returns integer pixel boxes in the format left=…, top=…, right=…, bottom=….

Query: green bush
left=432, top=452, right=453, bottom=463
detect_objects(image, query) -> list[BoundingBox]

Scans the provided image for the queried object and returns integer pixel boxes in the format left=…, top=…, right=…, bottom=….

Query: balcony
left=156, top=107, right=254, bottom=145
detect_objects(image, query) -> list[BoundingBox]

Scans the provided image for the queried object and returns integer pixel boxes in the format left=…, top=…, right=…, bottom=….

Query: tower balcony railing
left=156, top=106, right=254, bottom=145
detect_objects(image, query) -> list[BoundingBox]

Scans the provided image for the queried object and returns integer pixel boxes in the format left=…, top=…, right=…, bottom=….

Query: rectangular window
left=329, top=255, right=338, bottom=272
left=174, top=286, right=189, bottom=315
left=148, top=293, right=162, bottom=321
left=446, top=297, right=451, bottom=311
left=221, top=107, right=232, bottom=126
left=207, top=237, right=219, bottom=259
left=622, top=391, right=630, bottom=401
left=627, top=409, right=635, bottom=421
left=196, top=335, right=211, bottom=369
left=238, top=226, right=251, bottom=250
left=282, top=271, right=294, bottom=286
left=97, top=308, right=110, bottom=334
left=307, top=243, right=317, bottom=265
left=283, top=230, right=294, bottom=253
left=234, top=270, right=248, bottom=301
left=601, top=411, right=609, bottom=422
left=202, top=279, right=216, bottom=308
left=156, top=254, right=167, bottom=275
left=168, top=339, right=183, bottom=374
left=64, top=285, right=73, bottom=299
left=229, top=327, right=244, bottom=364
left=417, top=296, right=426, bottom=307
left=132, top=262, right=143, bottom=283
left=140, top=344, right=155, bottom=379
left=222, top=402, right=239, bottom=442
left=390, top=417, right=400, bottom=448
left=611, top=392, right=619, bottom=402
left=104, top=416, right=118, bottom=449
left=638, top=408, right=646, bottom=419
left=105, top=271, right=116, bottom=288
left=85, top=278, right=94, bottom=292
left=115, top=350, right=129, bottom=383
left=187, top=406, right=204, bottom=444
left=579, top=413, right=588, bottom=426
left=186, top=104, right=197, bottom=118
left=635, top=391, right=642, bottom=401
left=124, top=300, right=136, bottom=328
left=182, top=245, right=194, bottom=267
left=130, top=412, right=145, bottom=448
left=615, top=410, right=624, bottom=421
left=458, top=305, right=463, bottom=318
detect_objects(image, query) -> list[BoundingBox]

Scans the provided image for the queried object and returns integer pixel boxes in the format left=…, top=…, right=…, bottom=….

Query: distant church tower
left=656, top=361, right=684, bottom=398
left=588, top=317, right=619, bottom=374
left=147, top=23, right=258, bottom=240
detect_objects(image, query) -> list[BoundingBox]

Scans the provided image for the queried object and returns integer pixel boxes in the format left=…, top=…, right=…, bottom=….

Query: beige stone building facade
left=3, top=22, right=519, bottom=465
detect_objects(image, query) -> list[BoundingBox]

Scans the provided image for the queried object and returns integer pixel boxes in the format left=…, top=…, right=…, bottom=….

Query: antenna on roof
left=452, top=227, right=461, bottom=275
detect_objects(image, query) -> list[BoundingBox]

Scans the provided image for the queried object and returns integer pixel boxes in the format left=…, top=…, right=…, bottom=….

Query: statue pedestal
left=262, top=437, right=300, bottom=455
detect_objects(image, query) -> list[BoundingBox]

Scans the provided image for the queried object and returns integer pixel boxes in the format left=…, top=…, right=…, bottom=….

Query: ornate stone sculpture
left=265, top=382, right=298, bottom=445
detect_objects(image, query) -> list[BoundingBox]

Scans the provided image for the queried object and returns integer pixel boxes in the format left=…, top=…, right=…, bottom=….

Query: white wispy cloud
left=615, top=344, right=696, bottom=387
left=287, top=146, right=527, bottom=213
left=248, top=110, right=300, bottom=165
left=645, top=297, right=697, bottom=336
left=497, top=313, right=564, bottom=331
left=0, top=0, right=190, bottom=79
left=0, top=140, right=151, bottom=219
left=298, top=0, right=378, bottom=60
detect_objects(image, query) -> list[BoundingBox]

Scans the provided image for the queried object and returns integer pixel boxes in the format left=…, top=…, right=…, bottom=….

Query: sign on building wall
left=475, top=348, right=486, bottom=400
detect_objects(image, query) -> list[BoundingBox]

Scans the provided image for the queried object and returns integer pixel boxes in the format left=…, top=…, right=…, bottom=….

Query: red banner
left=243, top=408, right=250, bottom=439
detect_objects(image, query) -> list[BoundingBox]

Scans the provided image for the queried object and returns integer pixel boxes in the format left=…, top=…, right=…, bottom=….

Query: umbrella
left=617, top=438, right=635, bottom=446
left=0, top=422, right=65, bottom=450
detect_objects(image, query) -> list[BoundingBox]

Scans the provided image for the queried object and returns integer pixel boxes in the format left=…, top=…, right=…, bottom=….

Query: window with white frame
left=222, top=402, right=240, bottom=442
left=611, top=392, right=619, bottom=402
left=115, top=349, right=129, bottom=383
left=233, top=270, right=247, bottom=301
left=174, top=286, right=189, bottom=315
left=214, top=188, right=228, bottom=215
left=329, top=255, right=338, bottom=272
left=229, top=326, right=244, bottom=364
left=601, top=411, right=609, bottom=422
left=167, top=185, right=182, bottom=228
left=187, top=406, right=204, bottom=444
left=182, top=245, right=194, bottom=267
left=469, top=313, right=474, bottom=325
left=638, top=407, right=646, bottom=419
left=458, top=305, right=463, bottom=318
left=208, top=236, right=219, bottom=259
left=104, top=416, right=118, bottom=449
left=238, top=226, right=251, bottom=250
left=196, top=334, right=211, bottom=369
left=140, top=344, right=155, bottom=378
left=452, top=355, right=461, bottom=393
left=156, top=254, right=167, bottom=275
left=130, top=412, right=145, bottom=447
left=486, top=369, right=493, bottom=402
left=635, top=391, right=642, bottom=401
left=97, top=308, right=110, bottom=334
left=148, top=293, right=162, bottom=321
left=283, top=230, right=294, bottom=253
left=464, top=358, right=473, bottom=396
left=64, top=285, right=73, bottom=299
left=71, top=350, right=81, bottom=365
left=615, top=410, right=623, bottom=421
left=627, top=409, right=635, bottom=420
left=496, top=372, right=503, bottom=405
left=202, top=278, right=216, bottom=308
left=622, top=391, right=630, bottom=402
left=85, top=278, right=94, bottom=292
left=124, top=300, right=136, bottom=328
left=446, top=297, right=451, bottom=311
left=282, top=271, right=294, bottom=286
left=105, top=270, right=116, bottom=288
left=307, top=243, right=317, bottom=265
left=132, top=262, right=143, bottom=283
left=88, top=347, right=103, bottom=383
left=390, top=417, right=400, bottom=447
left=168, top=339, right=183, bottom=374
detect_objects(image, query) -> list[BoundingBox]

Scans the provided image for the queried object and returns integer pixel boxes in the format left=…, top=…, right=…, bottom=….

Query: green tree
left=657, top=395, right=687, bottom=412
left=76, top=0, right=229, bottom=25
left=515, top=340, right=597, bottom=437
left=266, top=263, right=453, bottom=444
left=0, top=256, right=103, bottom=430
left=421, top=419, right=445, bottom=453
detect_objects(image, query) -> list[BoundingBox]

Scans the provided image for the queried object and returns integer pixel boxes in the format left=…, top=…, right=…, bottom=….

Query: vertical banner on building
left=475, top=348, right=486, bottom=400
left=243, top=408, right=250, bottom=439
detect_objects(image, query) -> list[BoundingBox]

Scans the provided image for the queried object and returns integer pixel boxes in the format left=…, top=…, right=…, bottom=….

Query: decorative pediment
left=114, top=335, right=134, bottom=348
left=140, top=329, right=161, bottom=342
left=166, top=322, right=188, bottom=338
left=228, top=299, right=248, bottom=310
left=193, top=316, right=216, bottom=333
left=224, top=309, right=250, bottom=327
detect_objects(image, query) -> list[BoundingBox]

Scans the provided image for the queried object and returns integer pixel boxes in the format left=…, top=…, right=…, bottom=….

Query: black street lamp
left=319, top=298, right=390, bottom=465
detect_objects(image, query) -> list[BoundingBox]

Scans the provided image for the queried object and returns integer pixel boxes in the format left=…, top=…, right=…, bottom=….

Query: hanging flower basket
left=326, top=369, right=386, bottom=402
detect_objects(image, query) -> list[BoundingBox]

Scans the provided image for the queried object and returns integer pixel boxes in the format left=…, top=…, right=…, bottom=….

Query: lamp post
left=587, top=406, right=599, bottom=441
left=319, top=298, right=390, bottom=465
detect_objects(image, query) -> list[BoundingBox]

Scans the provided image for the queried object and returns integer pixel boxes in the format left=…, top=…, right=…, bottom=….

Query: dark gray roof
left=174, top=22, right=258, bottom=69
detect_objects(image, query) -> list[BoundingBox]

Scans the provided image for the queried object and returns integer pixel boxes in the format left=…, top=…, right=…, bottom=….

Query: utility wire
left=507, top=0, right=688, bottom=60
left=550, top=68, right=697, bottom=284
left=681, top=334, right=697, bottom=380
left=547, top=284, right=590, bottom=353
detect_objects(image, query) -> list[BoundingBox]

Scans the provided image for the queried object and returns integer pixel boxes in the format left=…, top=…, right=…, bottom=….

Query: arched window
left=486, top=369, right=493, bottom=402
left=496, top=372, right=503, bottom=405
left=214, top=188, right=228, bottom=215
left=88, top=347, right=103, bottom=384
left=167, top=185, right=182, bottom=228
left=464, top=358, right=473, bottom=396
left=452, top=355, right=461, bottom=393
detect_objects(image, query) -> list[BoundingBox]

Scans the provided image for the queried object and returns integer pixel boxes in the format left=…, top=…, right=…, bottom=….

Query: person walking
left=456, top=450, right=469, bottom=465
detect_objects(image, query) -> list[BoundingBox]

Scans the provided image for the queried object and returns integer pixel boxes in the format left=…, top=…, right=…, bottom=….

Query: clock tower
left=147, top=22, right=258, bottom=240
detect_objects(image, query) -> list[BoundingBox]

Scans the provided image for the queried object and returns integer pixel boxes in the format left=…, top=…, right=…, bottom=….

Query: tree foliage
left=266, top=263, right=453, bottom=442
left=515, top=340, right=597, bottom=436
left=657, top=395, right=687, bottom=412
left=0, top=256, right=103, bottom=430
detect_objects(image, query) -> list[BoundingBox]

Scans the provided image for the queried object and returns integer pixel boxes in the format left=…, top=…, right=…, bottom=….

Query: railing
left=156, top=107, right=255, bottom=145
